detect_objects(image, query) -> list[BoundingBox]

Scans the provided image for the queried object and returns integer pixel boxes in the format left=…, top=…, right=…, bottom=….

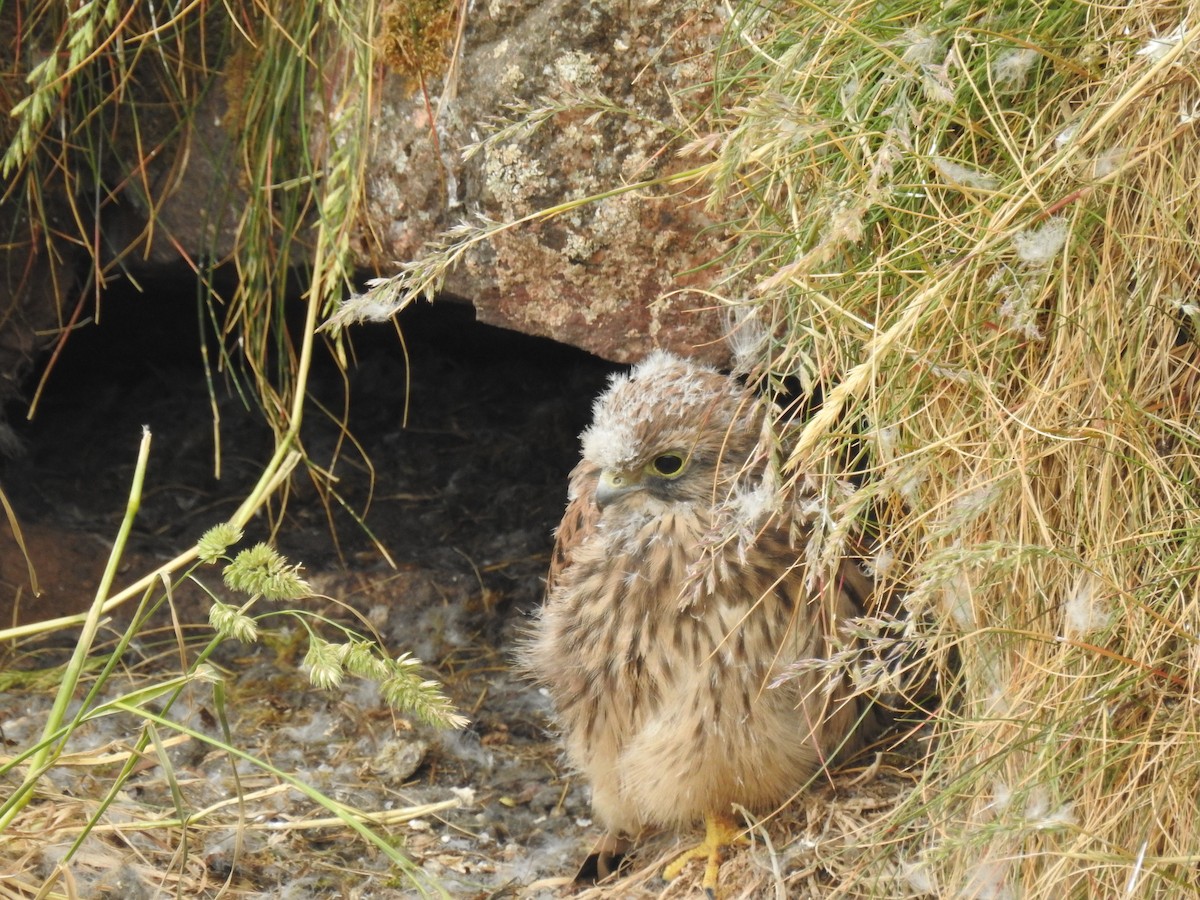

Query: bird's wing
left=546, top=459, right=601, bottom=596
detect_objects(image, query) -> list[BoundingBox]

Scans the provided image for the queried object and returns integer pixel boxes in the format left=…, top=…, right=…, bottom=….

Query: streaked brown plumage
left=528, top=350, right=874, bottom=892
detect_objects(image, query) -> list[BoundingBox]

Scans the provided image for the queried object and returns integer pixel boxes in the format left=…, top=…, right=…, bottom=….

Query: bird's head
left=579, top=351, right=765, bottom=512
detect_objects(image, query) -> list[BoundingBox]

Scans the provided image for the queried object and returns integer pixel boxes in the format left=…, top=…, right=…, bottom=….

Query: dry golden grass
left=699, top=1, right=1200, bottom=896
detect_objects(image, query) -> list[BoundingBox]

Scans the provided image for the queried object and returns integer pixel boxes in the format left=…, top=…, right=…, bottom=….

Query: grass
left=701, top=1, right=1200, bottom=895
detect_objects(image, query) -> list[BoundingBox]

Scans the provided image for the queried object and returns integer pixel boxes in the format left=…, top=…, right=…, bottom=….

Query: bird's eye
left=649, top=452, right=687, bottom=478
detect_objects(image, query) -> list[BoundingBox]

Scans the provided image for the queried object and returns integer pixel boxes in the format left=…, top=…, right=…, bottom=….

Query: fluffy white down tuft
left=579, top=350, right=726, bottom=472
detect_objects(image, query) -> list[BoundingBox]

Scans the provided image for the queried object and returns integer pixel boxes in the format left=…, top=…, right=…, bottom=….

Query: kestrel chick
left=528, top=351, right=875, bottom=895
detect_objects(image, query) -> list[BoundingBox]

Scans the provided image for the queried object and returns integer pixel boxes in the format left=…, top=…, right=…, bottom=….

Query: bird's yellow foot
left=662, top=813, right=744, bottom=898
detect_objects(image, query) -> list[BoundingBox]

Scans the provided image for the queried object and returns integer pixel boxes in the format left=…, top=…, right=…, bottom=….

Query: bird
left=526, top=350, right=878, bottom=896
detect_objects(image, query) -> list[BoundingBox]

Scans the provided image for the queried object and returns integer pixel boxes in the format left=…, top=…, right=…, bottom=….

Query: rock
left=370, top=738, right=430, bottom=783
left=361, top=0, right=733, bottom=363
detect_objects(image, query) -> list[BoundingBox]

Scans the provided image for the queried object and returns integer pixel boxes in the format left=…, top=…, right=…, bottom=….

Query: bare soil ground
left=0, top=295, right=917, bottom=899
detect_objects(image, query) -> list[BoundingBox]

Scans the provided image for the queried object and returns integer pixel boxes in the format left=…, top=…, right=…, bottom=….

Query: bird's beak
left=595, top=469, right=639, bottom=508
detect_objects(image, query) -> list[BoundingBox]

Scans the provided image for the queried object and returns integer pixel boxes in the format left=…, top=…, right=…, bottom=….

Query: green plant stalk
left=0, top=575, right=180, bottom=793
left=0, top=450, right=301, bottom=644
left=0, top=270, right=322, bottom=815
left=23, top=588, right=294, bottom=866
left=51, top=628, right=245, bottom=868
left=0, top=282, right=328, bottom=845
left=106, top=701, right=448, bottom=897
left=22, top=667, right=449, bottom=899
left=0, top=427, right=152, bottom=830
left=33, top=795, right=461, bottom=836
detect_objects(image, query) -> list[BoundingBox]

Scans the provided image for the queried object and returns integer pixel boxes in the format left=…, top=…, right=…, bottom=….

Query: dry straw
left=703, top=1, right=1200, bottom=896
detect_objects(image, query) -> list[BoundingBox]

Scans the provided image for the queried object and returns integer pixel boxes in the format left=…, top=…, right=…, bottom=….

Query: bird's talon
left=662, top=813, right=743, bottom=898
